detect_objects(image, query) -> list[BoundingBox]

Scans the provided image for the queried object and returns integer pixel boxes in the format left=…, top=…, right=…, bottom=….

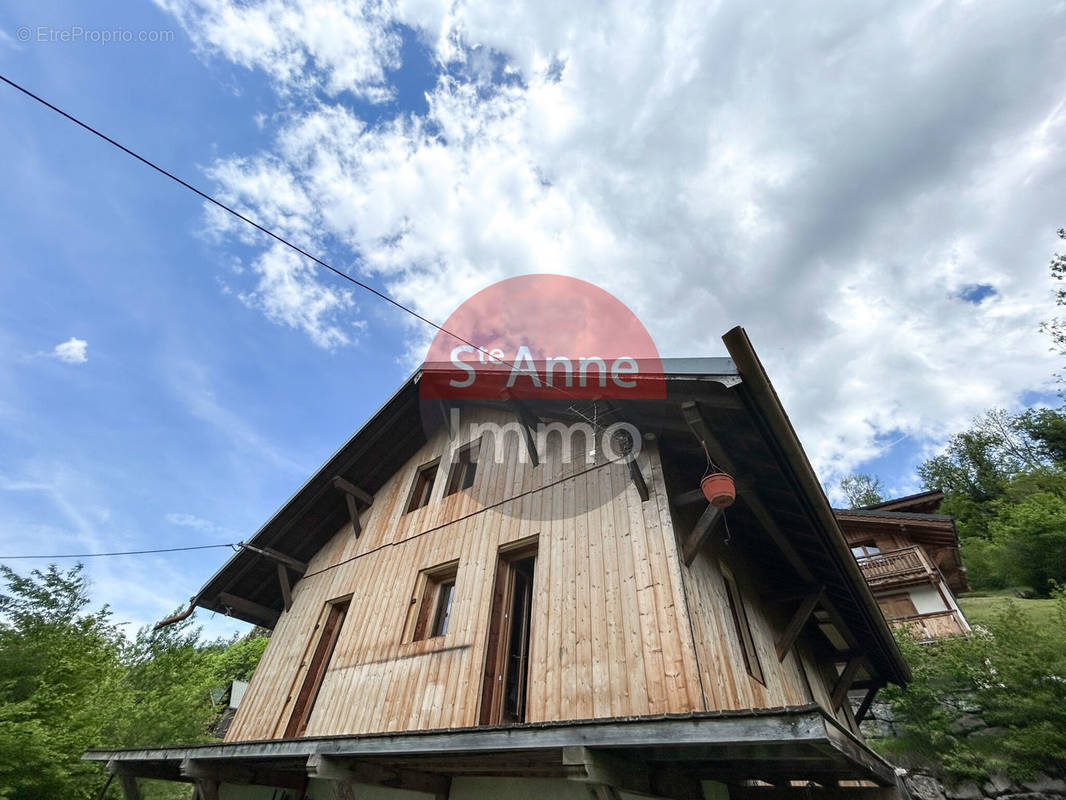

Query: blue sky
left=1, top=0, right=1064, bottom=636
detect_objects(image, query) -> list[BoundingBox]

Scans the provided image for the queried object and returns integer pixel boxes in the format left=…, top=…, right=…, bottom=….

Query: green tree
left=839, top=473, right=885, bottom=508
left=989, top=492, right=1066, bottom=595
left=0, top=564, right=126, bottom=800
left=1040, top=227, right=1066, bottom=364
left=0, top=565, right=268, bottom=800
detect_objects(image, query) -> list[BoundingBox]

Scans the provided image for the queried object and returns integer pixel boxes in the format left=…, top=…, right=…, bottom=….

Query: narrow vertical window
left=480, top=538, right=537, bottom=725
left=412, top=561, right=459, bottom=641
left=720, top=561, right=764, bottom=684
left=444, top=440, right=480, bottom=496
left=406, top=459, right=439, bottom=512
left=284, top=597, right=349, bottom=737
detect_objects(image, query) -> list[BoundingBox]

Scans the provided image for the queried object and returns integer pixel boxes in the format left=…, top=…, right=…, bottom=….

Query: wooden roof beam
left=238, top=543, right=306, bottom=575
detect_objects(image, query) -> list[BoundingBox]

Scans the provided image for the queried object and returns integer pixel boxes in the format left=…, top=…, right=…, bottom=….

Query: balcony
left=855, top=545, right=936, bottom=587
left=890, top=609, right=969, bottom=640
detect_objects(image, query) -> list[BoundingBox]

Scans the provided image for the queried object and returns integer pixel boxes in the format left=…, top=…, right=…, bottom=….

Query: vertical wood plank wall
left=225, top=408, right=822, bottom=741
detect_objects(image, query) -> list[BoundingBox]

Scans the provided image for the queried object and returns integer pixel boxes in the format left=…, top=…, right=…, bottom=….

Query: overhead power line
left=0, top=74, right=628, bottom=417
left=0, top=543, right=238, bottom=560
left=0, top=73, right=563, bottom=383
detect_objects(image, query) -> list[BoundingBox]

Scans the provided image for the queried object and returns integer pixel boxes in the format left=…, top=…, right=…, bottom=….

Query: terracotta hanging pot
left=701, top=472, right=736, bottom=508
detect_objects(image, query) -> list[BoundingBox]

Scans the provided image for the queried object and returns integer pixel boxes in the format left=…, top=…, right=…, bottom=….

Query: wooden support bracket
left=775, top=587, right=824, bottom=662
left=506, top=398, right=541, bottom=467
left=277, top=562, right=293, bottom=612
left=332, top=476, right=373, bottom=538
left=831, top=655, right=865, bottom=711
left=218, top=592, right=280, bottom=628
left=855, top=681, right=883, bottom=723
left=307, top=754, right=450, bottom=799
left=680, top=401, right=815, bottom=584
left=682, top=503, right=723, bottom=566
left=628, top=458, right=650, bottom=502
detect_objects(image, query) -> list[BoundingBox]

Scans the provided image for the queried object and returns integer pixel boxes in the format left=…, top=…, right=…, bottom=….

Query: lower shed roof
left=85, top=705, right=899, bottom=793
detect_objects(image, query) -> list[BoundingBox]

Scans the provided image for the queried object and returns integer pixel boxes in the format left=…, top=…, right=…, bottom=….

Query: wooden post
left=119, top=774, right=141, bottom=800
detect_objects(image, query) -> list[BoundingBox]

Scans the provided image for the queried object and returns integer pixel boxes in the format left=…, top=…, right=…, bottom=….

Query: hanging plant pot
left=701, top=472, right=736, bottom=508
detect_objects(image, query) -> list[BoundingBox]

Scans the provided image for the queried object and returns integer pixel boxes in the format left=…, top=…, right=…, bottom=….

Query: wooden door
left=479, top=544, right=537, bottom=725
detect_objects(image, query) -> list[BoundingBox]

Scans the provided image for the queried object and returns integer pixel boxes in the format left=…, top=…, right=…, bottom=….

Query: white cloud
left=52, top=337, right=88, bottom=364
left=158, top=0, right=1066, bottom=485
left=155, top=0, right=402, bottom=100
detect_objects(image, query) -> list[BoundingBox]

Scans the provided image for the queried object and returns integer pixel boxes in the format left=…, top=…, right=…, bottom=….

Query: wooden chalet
left=85, top=327, right=914, bottom=800
left=835, top=491, right=971, bottom=640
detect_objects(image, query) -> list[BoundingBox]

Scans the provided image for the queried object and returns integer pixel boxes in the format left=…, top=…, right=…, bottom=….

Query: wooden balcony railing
left=855, top=545, right=935, bottom=585
left=890, top=609, right=969, bottom=640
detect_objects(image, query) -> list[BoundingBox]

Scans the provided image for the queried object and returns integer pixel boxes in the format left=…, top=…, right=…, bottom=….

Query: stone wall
left=861, top=701, right=1066, bottom=800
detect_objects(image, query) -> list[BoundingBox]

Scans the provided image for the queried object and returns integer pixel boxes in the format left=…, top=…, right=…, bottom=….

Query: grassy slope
left=958, top=590, right=1061, bottom=633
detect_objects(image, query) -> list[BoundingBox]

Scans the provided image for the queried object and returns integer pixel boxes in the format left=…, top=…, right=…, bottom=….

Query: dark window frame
left=720, top=560, right=765, bottom=685
left=411, top=560, right=459, bottom=641
left=444, top=439, right=481, bottom=496
left=405, top=458, right=440, bottom=513
left=850, top=541, right=881, bottom=558
left=283, top=596, right=350, bottom=737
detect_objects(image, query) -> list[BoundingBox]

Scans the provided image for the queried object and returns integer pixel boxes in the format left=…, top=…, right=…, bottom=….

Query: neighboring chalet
left=85, top=328, right=914, bottom=800
left=835, top=491, right=971, bottom=640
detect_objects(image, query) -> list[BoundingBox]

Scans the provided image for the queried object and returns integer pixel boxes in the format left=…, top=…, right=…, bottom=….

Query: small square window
left=411, top=561, right=459, bottom=641
left=850, top=541, right=881, bottom=558
left=406, top=459, right=439, bottom=513
left=444, top=440, right=480, bottom=496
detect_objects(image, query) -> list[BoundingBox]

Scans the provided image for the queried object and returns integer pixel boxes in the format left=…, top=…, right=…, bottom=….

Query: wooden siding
left=226, top=408, right=827, bottom=741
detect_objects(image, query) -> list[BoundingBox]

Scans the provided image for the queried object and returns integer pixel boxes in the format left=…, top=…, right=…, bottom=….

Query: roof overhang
left=177, top=326, right=909, bottom=685
left=85, top=705, right=900, bottom=790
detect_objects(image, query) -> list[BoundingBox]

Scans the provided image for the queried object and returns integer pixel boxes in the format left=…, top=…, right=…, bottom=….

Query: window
left=720, top=561, right=764, bottom=684
left=405, top=459, right=440, bottom=512
left=412, top=561, right=459, bottom=641
left=284, top=597, right=349, bottom=737
left=850, top=541, right=881, bottom=558
left=879, top=593, right=918, bottom=620
left=444, top=440, right=480, bottom=496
